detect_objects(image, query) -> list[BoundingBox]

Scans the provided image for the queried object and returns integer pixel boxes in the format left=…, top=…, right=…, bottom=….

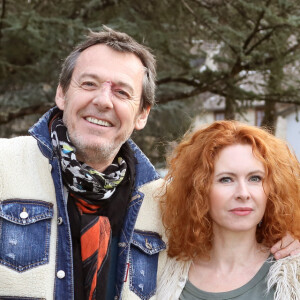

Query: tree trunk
left=261, top=59, right=284, bottom=134
left=225, top=97, right=235, bottom=120
left=261, top=100, right=276, bottom=134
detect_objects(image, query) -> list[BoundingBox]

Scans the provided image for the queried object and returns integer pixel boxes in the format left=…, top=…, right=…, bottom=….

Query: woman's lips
left=229, top=207, right=253, bottom=216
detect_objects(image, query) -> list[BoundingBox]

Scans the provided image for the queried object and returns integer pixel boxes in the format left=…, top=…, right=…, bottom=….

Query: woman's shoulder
left=267, top=254, right=300, bottom=300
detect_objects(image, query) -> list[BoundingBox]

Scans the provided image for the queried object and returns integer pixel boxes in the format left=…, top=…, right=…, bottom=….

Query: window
left=214, top=111, right=225, bottom=121
left=255, top=109, right=265, bottom=127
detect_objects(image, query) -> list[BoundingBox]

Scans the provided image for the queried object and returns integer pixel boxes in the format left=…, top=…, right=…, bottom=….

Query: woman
left=158, top=120, right=300, bottom=300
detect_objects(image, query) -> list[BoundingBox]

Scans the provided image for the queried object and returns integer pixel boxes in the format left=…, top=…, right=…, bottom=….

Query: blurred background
left=1, top=0, right=300, bottom=170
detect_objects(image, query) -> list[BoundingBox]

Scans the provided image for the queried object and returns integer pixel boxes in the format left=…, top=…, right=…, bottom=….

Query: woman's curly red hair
left=160, top=120, right=300, bottom=261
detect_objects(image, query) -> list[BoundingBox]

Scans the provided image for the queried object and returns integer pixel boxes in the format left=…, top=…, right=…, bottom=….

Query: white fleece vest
left=0, top=136, right=58, bottom=299
left=0, top=136, right=168, bottom=300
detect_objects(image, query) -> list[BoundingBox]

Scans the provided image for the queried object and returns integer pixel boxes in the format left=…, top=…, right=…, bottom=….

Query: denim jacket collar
left=28, top=106, right=57, bottom=160
left=28, top=106, right=160, bottom=190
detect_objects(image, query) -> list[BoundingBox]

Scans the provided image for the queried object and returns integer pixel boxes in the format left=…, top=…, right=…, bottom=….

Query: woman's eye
left=219, top=177, right=232, bottom=183
left=249, top=175, right=262, bottom=182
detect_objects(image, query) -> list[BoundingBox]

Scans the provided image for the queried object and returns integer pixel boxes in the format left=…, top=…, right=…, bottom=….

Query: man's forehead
left=77, top=44, right=144, bottom=71
left=75, top=45, right=144, bottom=73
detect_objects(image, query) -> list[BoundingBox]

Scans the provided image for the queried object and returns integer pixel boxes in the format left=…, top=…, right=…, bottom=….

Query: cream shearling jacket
left=157, top=254, right=300, bottom=300
left=0, top=107, right=168, bottom=300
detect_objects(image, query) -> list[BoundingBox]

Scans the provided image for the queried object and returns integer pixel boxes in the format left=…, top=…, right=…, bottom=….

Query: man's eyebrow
left=78, top=73, right=134, bottom=94
left=77, top=73, right=102, bottom=83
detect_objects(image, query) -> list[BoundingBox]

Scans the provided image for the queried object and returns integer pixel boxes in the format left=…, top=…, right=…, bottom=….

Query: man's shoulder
left=0, top=136, right=42, bottom=159
left=128, top=139, right=160, bottom=187
left=0, top=135, right=36, bottom=150
left=134, top=178, right=166, bottom=232
left=138, top=177, right=165, bottom=195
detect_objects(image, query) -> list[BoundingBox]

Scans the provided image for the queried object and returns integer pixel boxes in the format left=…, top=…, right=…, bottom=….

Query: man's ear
left=135, top=106, right=151, bottom=130
left=55, top=85, right=66, bottom=110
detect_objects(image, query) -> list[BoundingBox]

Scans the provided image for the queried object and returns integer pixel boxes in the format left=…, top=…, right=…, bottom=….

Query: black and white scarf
left=50, top=117, right=127, bottom=202
left=50, top=113, right=135, bottom=300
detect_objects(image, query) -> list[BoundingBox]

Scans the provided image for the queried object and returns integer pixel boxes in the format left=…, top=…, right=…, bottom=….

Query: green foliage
left=0, top=0, right=87, bottom=107
left=1, top=0, right=300, bottom=163
left=132, top=99, right=197, bottom=167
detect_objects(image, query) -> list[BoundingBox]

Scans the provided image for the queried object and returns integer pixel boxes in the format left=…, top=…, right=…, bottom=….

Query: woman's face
left=209, top=144, right=269, bottom=234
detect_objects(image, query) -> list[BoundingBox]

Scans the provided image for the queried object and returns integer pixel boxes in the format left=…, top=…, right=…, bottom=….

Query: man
left=0, top=26, right=298, bottom=300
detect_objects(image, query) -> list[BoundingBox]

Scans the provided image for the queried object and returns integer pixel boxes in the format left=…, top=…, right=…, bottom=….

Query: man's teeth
left=86, top=117, right=112, bottom=127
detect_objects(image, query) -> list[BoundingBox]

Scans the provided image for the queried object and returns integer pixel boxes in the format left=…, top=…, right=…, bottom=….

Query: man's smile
left=85, top=116, right=112, bottom=127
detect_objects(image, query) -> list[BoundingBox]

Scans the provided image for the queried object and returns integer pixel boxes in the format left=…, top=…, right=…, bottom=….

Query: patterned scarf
left=50, top=117, right=127, bottom=202
left=50, top=115, right=131, bottom=300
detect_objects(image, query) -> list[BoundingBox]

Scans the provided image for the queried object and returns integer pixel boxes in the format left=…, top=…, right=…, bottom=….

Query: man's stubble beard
left=64, top=119, right=131, bottom=167
left=72, top=136, right=118, bottom=164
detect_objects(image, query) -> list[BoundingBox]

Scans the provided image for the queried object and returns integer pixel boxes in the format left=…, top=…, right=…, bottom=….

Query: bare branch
left=230, top=2, right=253, bottom=29
left=283, top=42, right=300, bottom=57
left=244, top=28, right=274, bottom=55
left=185, top=0, right=239, bottom=55
left=242, top=0, right=271, bottom=51
left=181, top=0, right=195, bottom=15
left=190, top=0, right=227, bottom=9
left=157, top=77, right=200, bottom=86
left=157, top=87, right=209, bottom=103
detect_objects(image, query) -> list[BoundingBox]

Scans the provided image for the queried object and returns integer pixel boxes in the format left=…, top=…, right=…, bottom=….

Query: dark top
left=180, top=257, right=275, bottom=300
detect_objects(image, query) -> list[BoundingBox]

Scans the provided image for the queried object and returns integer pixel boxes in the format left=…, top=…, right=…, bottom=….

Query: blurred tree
left=0, top=0, right=85, bottom=120
left=1, top=0, right=300, bottom=163
left=132, top=99, right=196, bottom=167
left=151, top=0, right=300, bottom=124
left=80, top=0, right=300, bottom=130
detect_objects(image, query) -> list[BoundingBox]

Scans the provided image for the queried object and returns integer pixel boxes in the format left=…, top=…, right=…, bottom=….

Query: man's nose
left=92, top=81, right=114, bottom=109
left=235, top=181, right=250, bottom=201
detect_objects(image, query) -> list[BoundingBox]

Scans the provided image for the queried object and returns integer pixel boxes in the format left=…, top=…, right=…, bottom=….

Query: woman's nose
left=235, top=181, right=250, bottom=201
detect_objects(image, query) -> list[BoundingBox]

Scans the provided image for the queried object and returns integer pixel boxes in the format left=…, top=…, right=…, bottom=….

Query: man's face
left=55, top=44, right=150, bottom=171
